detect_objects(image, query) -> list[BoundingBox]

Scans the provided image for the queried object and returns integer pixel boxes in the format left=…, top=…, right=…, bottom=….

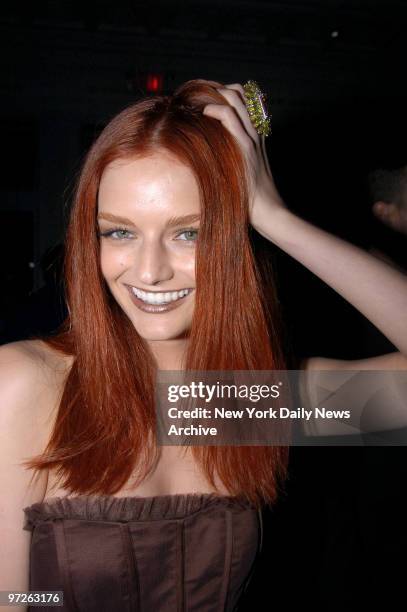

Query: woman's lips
left=126, top=286, right=194, bottom=314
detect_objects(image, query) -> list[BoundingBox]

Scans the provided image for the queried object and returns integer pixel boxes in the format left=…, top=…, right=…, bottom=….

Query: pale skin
left=98, top=154, right=201, bottom=371
left=1, top=82, right=407, bottom=603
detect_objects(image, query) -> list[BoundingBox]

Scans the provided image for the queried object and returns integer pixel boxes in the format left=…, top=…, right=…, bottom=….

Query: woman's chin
left=132, top=326, right=191, bottom=343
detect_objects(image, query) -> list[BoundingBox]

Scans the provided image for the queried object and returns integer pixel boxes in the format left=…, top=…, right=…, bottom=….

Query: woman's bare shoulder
left=0, top=339, right=74, bottom=415
left=0, top=338, right=74, bottom=376
left=0, top=339, right=74, bottom=575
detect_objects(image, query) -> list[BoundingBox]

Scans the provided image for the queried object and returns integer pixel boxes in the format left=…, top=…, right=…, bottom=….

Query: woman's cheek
left=100, top=245, right=132, bottom=279
left=175, top=250, right=196, bottom=276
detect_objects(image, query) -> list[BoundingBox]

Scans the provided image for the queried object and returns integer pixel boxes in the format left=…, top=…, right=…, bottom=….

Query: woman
left=0, top=79, right=406, bottom=611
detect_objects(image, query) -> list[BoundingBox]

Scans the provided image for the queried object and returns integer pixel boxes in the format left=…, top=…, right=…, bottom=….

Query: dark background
left=2, top=1, right=407, bottom=609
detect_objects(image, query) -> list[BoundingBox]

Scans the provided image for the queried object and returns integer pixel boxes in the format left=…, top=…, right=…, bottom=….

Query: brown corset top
left=23, top=493, right=263, bottom=612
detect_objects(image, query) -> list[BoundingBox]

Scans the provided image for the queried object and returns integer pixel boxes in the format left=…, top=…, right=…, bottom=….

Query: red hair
left=23, top=79, right=289, bottom=509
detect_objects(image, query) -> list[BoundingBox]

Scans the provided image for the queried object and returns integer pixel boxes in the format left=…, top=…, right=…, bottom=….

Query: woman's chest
left=43, top=445, right=231, bottom=501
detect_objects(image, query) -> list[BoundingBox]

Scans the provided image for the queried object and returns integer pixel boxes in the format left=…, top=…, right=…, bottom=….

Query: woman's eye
left=99, top=228, right=198, bottom=242
left=99, top=228, right=133, bottom=240
left=177, top=229, right=199, bottom=242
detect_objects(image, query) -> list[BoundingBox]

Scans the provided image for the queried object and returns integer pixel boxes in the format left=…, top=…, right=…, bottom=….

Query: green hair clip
left=243, top=80, right=271, bottom=137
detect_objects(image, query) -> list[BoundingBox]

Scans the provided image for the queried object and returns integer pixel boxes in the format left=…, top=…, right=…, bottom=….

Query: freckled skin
left=98, top=151, right=199, bottom=367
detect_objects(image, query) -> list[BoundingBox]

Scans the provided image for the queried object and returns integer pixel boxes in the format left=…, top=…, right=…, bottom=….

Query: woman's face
left=98, top=150, right=199, bottom=342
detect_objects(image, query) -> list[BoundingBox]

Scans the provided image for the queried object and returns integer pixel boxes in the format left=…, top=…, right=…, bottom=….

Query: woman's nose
left=136, top=240, right=173, bottom=285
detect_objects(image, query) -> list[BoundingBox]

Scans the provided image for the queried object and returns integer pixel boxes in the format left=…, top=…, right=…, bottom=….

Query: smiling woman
left=21, top=81, right=287, bottom=502
left=0, top=79, right=288, bottom=611
left=3, top=76, right=407, bottom=611
left=96, top=153, right=199, bottom=350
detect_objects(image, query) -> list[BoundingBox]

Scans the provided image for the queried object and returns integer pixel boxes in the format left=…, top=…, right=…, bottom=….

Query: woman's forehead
left=98, top=153, right=201, bottom=216
left=100, top=150, right=195, bottom=184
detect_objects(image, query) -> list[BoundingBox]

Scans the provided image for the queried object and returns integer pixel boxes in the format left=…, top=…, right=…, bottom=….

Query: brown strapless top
left=23, top=493, right=263, bottom=612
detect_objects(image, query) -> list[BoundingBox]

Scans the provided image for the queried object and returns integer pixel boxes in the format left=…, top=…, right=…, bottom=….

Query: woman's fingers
left=216, top=84, right=260, bottom=144
left=202, top=82, right=260, bottom=150
left=202, top=102, right=255, bottom=152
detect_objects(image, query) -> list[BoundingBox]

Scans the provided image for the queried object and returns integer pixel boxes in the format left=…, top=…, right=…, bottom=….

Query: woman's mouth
left=126, top=285, right=194, bottom=313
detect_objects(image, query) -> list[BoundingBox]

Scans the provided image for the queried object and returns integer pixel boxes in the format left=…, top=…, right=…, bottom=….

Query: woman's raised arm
left=203, top=83, right=407, bottom=359
left=253, top=205, right=407, bottom=357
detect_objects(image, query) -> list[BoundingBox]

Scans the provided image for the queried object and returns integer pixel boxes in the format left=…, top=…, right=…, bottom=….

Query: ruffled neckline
left=23, top=492, right=254, bottom=531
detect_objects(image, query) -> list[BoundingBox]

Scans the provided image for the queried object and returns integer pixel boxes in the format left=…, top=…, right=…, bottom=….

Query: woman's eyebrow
left=166, top=214, right=201, bottom=228
left=97, top=212, right=200, bottom=228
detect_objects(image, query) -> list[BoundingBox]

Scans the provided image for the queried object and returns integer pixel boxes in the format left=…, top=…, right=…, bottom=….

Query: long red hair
left=23, top=79, right=289, bottom=509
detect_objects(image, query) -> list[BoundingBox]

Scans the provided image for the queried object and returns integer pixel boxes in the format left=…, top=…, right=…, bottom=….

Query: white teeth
left=131, top=287, right=191, bottom=305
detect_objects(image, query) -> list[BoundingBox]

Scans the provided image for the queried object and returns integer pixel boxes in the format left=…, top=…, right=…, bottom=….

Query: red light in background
left=146, top=74, right=163, bottom=93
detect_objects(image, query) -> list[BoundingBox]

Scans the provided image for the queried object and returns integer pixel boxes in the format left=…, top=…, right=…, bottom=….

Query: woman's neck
left=148, top=338, right=188, bottom=371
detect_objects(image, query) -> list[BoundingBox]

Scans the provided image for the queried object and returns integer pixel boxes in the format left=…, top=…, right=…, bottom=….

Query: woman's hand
left=202, top=83, right=287, bottom=233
